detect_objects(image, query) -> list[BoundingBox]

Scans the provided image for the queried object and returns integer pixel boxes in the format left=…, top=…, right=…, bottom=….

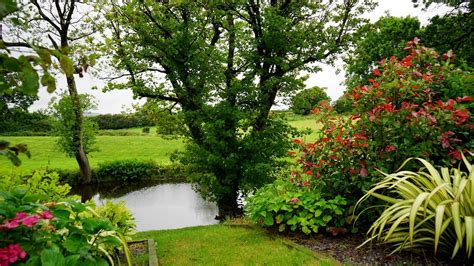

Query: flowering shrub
left=0, top=188, right=131, bottom=265
left=291, top=39, right=473, bottom=225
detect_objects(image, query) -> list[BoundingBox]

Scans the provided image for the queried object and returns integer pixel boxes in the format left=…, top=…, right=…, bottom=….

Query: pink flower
left=0, top=244, right=27, bottom=265
left=38, top=210, right=54, bottom=220
left=21, top=216, right=39, bottom=228
left=290, top=197, right=300, bottom=204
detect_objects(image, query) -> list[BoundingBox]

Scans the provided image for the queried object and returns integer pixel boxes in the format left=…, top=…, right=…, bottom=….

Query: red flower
left=456, top=96, right=473, bottom=102
left=291, top=170, right=297, bottom=176
left=305, top=170, right=312, bottom=176
left=385, top=144, right=396, bottom=152
left=290, top=197, right=300, bottom=204
left=22, top=216, right=39, bottom=228
left=448, top=149, right=462, bottom=160
left=368, top=78, right=375, bottom=83
left=303, top=180, right=310, bottom=187
left=373, top=68, right=381, bottom=76
left=353, top=133, right=367, bottom=141
left=293, top=139, right=302, bottom=144
left=453, top=109, right=469, bottom=125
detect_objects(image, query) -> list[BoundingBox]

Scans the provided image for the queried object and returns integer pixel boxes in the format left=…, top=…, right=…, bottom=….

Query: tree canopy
left=103, top=0, right=374, bottom=216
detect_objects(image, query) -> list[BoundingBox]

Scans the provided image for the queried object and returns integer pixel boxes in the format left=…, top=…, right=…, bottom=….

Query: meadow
left=0, top=115, right=322, bottom=176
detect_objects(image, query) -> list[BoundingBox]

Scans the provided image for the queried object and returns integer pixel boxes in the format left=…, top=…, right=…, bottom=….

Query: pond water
left=74, top=181, right=219, bottom=231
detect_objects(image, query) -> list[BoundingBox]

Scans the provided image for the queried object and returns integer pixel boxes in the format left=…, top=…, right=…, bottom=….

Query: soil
left=286, top=233, right=470, bottom=266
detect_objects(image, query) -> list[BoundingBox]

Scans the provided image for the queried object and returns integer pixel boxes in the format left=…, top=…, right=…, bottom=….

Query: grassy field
left=0, top=115, right=322, bottom=176
left=0, top=136, right=184, bottom=176
left=134, top=224, right=337, bottom=265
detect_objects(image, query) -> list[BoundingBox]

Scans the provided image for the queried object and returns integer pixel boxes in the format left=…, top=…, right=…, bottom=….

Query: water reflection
left=74, top=182, right=219, bottom=231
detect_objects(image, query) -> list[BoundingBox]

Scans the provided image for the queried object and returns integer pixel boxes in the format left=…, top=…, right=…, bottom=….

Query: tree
left=332, top=94, right=353, bottom=114
left=2, top=0, right=100, bottom=183
left=50, top=94, right=97, bottom=159
left=290, top=86, right=330, bottom=115
left=104, top=0, right=373, bottom=217
left=344, top=15, right=421, bottom=88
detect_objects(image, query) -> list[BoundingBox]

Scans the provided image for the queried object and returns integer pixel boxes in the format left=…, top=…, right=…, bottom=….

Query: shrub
left=357, top=155, right=473, bottom=260
left=95, top=160, right=156, bottom=182
left=0, top=170, right=71, bottom=202
left=291, top=39, right=473, bottom=224
left=93, top=200, right=136, bottom=236
left=246, top=179, right=348, bottom=235
left=141, top=127, right=150, bottom=134
left=0, top=189, right=131, bottom=265
left=290, top=86, right=330, bottom=115
left=332, top=95, right=353, bottom=114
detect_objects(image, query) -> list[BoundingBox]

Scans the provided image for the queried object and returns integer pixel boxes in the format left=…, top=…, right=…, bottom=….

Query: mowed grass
left=0, top=136, right=184, bottom=176
left=134, top=224, right=337, bottom=266
left=0, top=115, right=322, bottom=175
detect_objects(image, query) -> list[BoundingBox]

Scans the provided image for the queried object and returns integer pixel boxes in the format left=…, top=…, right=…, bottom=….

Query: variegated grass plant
left=356, top=154, right=473, bottom=260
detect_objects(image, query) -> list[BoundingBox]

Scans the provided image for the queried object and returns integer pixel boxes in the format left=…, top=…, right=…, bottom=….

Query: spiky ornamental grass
left=357, top=154, right=473, bottom=260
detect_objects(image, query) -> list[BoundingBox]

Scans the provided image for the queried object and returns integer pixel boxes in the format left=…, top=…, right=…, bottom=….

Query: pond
left=74, top=181, right=219, bottom=231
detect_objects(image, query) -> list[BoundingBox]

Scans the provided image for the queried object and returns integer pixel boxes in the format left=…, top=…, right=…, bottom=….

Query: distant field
left=0, top=136, right=184, bottom=176
left=0, top=115, right=322, bottom=175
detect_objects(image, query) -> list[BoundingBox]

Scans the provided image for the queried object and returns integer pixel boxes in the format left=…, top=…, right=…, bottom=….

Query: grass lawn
left=134, top=224, right=337, bottom=266
left=0, top=115, right=322, bottom=176
left=0, top=136, right=184, bottom=176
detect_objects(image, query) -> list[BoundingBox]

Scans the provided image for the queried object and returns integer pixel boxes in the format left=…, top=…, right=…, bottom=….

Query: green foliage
left=290, top=87, right=330, bottom=115
left=50, top=94, right=98, bottom=157
left=1, top=170, right=71, bottom=202
left=332, top=95, right=353, bottom=114
left=246, top=179, right=348, bottom=235
left=344, top=15, right=421, bottom=88
left=93, top=113, right=154, bottom=130
left=26, top=170, right=71, bottom=202
left=93, top=200, right=136, bottom=236
left=141, top=127, right=150, bottom=134
left=95, top=160, right=156, bottom=182
left=0, top=189, right=131, bottom=265
left=357, top=155, right=474, bottom=260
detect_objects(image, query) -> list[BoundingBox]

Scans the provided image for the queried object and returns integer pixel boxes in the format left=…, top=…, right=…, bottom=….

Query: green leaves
left=246, top=179, right=348, bottom=235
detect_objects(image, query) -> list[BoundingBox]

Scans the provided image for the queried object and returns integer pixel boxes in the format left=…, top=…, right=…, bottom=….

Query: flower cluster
left=0, top=211, right=53, bottom=230
left=0, top=244, right=27, bottom=266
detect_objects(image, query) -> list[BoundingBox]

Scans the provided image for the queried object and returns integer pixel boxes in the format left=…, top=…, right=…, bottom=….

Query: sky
left=29, top=0, right=452, bottom=114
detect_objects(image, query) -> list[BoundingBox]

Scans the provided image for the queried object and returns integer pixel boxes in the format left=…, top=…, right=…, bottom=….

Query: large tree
left=2, top=0, right=99, bottom=183
left=104, top=0, right=373, bottom=217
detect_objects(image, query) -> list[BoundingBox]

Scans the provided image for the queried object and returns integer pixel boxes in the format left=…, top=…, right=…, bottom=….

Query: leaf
left=59, top=54, right=75, bottom=76
left=62, top=233, right=88, bottom=253
left=21, top=64, right=40, bottom=95
left=41, top=72, right=56, bottom=93
left=41, top=248, right=65, bottom=266
left=264, top=215, right=274, bottom=226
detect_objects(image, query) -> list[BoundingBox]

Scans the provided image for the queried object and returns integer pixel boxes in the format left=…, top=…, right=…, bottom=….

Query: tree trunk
left=215, top=179, right=242, bottom=220
left=66, top=75, right=92, bottom=184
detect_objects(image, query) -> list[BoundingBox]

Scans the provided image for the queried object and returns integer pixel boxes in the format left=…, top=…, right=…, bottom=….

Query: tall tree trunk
left=66, top=75, right=92, bottom=184
left=215, top=181, right=242, bottom=219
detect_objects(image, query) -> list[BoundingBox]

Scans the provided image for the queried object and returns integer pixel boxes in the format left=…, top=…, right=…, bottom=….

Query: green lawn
left=0, top=115, right=322, bottom=176
left=134, top=224, right=337, bottom=266
left=0, top=136, right=184, bottom=176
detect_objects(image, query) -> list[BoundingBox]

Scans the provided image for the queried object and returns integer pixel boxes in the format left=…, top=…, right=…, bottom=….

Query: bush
left=246, top=179, right=348, bottom=235
left=141, top=127, right=150, bottom=134
left=0, top=189, right=131, bottom=265
left=0, top=170, right=71, bottom=202
left=94, top=113, right=154, bottom=130
left=93, top=200, right=136, bottom=236
left=290, top=86, right=330, bottom=115
left=332, top=95, right=353, bottom=114
left=95, top=160, right=157, bottom=182
left=357, top=155, right=473, bottom=261
left=291, top=39, right=473, bottom=224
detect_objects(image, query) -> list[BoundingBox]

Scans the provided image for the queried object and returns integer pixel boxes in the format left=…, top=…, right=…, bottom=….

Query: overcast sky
left=29, top=0, right=452, bottom=114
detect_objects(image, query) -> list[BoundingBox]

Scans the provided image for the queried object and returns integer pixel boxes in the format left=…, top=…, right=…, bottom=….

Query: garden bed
left=290, top=233, right=463, bottom=265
